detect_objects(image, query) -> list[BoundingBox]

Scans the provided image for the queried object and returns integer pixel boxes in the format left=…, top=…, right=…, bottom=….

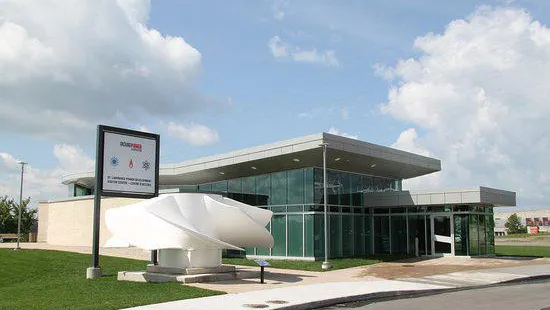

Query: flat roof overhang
left=364, top=186, right=517, bottom=207
left=62, top=133, right=441, bottom=188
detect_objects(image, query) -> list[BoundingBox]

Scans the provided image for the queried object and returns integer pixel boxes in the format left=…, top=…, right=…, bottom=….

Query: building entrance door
left=431, top=213, right=454, bottom=255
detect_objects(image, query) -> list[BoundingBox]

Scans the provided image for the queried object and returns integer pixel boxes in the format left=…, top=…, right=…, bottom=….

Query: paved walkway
left=127, top=264, right=550, bottom=310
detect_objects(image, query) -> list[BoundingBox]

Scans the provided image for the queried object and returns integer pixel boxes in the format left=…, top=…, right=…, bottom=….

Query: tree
left=0, top=196, right=36, bottom=239
left=505, top=213, right=526, bottom=234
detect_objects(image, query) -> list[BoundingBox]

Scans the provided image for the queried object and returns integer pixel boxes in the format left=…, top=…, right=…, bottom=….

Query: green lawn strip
left=0, top=249, right=224, bottom=310
left=223, top=255, right=411, bottom=272
left=496, top=232, right=550, bottom=239
left=495, top=245, right=550, bottom=257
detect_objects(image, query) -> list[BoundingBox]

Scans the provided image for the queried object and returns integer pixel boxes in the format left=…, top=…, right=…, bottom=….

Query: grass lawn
left=222, top=255, right=410, bottom=272
left=0, top=249, right=224, bottom=310
left=496, top=232, right=550, bottom=239
left=495, top=245, right=550, bottom=257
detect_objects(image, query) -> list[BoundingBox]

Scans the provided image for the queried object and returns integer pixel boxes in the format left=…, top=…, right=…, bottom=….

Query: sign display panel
left=97, top=126, right=159, bottom=198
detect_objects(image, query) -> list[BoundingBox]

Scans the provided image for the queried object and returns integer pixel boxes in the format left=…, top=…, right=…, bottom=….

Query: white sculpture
left=105, top=193, right=273, bottom=269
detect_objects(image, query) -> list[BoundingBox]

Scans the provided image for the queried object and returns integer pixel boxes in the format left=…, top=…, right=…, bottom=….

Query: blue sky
left=1, top=0, right=550, bottom=208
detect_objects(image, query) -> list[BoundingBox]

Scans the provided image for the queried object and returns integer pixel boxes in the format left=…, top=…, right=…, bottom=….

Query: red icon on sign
left=129, top=159, right=134, bottom=169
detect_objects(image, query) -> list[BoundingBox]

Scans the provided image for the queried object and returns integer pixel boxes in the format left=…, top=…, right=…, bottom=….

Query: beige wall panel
left=42, top=197, right=142, bottom=247
left=37, top=203, right=49, bottom=242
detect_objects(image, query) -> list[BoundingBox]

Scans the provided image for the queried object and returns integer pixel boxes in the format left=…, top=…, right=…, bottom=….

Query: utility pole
left=15, top=161, right=27, bottom=251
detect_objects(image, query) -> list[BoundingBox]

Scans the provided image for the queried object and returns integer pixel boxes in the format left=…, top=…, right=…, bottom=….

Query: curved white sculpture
left=105, top=193, right=273, bottom=268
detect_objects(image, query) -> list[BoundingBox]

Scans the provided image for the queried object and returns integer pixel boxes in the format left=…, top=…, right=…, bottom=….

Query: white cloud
left=0, top=145, right=94, bottom=206
left=391, top=128, right=431, bottom=158
left=53, top=144, right=95, bottom=173
left=391, top=128, right=441, bottom=189
left=167, top=122, right=219, bottom=146
left=292, top=49, right=339, bottom=67
left=0, top=0, right=209, bottom=141
left=137, top=125, right=150, bottom=133
left=268, top=36, right=340, bottom=67
left=271, top=0, right=288, bottom=20
left=0, top=153, right=20, bottom=173
left=268, top=36, right=289, bottom=57
left=380, top=6, right=550, bottom=206
left=327, top=127, right=358, bottom=139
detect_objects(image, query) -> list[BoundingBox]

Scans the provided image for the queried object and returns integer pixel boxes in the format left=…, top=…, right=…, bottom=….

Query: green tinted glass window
left=354, top=215, right=365, bottom=256
left=304, top=214, right=314, bottom=257
left=391, top=215, right=407, bottom=254
left=287, top=169, right=304, bottom=204
left=327, top=170, right=341, bottom=205
left=198, top=183, right=212, bottom=192
left=241, top=176, right=255, bottom=194
left=478, top=215, right=486, bottom=255
left=271, top=215, right=286, bottom=256
left=313, top=214, right=325, bottom=258
left=486, top=215, right=495, bottom=254
left=342, top=215, right=353, bottom=257
left=454, top=215, right=469, bottom=256
left=271, top=171, right=287, bottom=205
left=350, top=174, right=362, bottom=206
left=330, top=215, right=342, bottom=258
left=227, top=178, right=242, bottom=201
left=340, top=172, right=351, bottom=206
left=469, top=214, right=479, bottom=256
left=211, top=181, right=227, bottom=193
left=365, top=216, right=373, bottom=255
left=256, top=174, right=270, bottom=206
left=314, top=168, right=324, bottom=204
left=374, top=216, right=390, bottom=254
left=304, top=168, right=314, bottom=204
left=288, top=215, right=303, bottom=257
left=287, top=205, right=303, bottom=212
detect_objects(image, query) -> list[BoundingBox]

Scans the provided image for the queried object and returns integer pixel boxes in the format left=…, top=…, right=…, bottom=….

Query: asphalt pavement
left=324, top=279, right=550, bottom=310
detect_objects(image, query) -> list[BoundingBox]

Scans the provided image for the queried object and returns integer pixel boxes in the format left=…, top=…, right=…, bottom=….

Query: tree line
left=0, top=195, right=37, bottom=240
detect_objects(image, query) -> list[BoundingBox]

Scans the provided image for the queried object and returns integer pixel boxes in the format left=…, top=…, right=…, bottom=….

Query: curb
left=276, top=288, right=453, bottom=310
left=277, top=275, right=550, bottom=310
left=499, top=274, right=550, bottom=284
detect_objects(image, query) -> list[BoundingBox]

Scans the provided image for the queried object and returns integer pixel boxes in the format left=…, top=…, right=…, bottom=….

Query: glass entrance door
left=431, top=214, right=454, bottom=255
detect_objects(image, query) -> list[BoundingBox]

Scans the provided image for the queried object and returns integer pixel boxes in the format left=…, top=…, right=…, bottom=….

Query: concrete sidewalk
left=126, top=264, right=550, bottom=310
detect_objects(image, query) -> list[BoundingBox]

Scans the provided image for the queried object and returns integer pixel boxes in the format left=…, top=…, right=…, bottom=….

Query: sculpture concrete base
left=158, top=249, right=222, bottom=269
left=117, top=265, right=259, bottom=284
left=146, top=264, right=235, bottom=275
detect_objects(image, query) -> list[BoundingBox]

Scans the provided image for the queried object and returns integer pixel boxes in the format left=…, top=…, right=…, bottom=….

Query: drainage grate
left=242, top=304, right=269, bottom=308
left=266, top=300, right=289, bottom=304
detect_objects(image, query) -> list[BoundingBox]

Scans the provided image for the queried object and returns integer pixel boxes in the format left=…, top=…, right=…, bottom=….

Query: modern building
left=38, top=133, right=516, bottom=259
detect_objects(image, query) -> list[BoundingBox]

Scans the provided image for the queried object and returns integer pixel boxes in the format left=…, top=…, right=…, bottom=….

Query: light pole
left=15, top=161, right=27, bottom=251
left=319, top=143, right=331, bottom=270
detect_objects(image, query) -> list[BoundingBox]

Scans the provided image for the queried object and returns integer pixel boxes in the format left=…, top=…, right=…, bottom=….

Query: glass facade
left=191, top=167, right=400, bottom=258
left=89, top=165, right=498, bottom=259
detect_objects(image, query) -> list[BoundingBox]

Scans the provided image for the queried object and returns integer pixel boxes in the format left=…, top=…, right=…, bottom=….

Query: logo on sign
left=110, top=156, right=119, bottom=167
left=129, top=159, right=134, bottom=169
left=142, top=160, right=151, bottom=171
left=120, top=141, right=143, bottom=152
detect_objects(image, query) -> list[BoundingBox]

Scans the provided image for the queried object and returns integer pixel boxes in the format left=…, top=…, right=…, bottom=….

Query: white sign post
left=87, top=125, right=160, bottom=279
